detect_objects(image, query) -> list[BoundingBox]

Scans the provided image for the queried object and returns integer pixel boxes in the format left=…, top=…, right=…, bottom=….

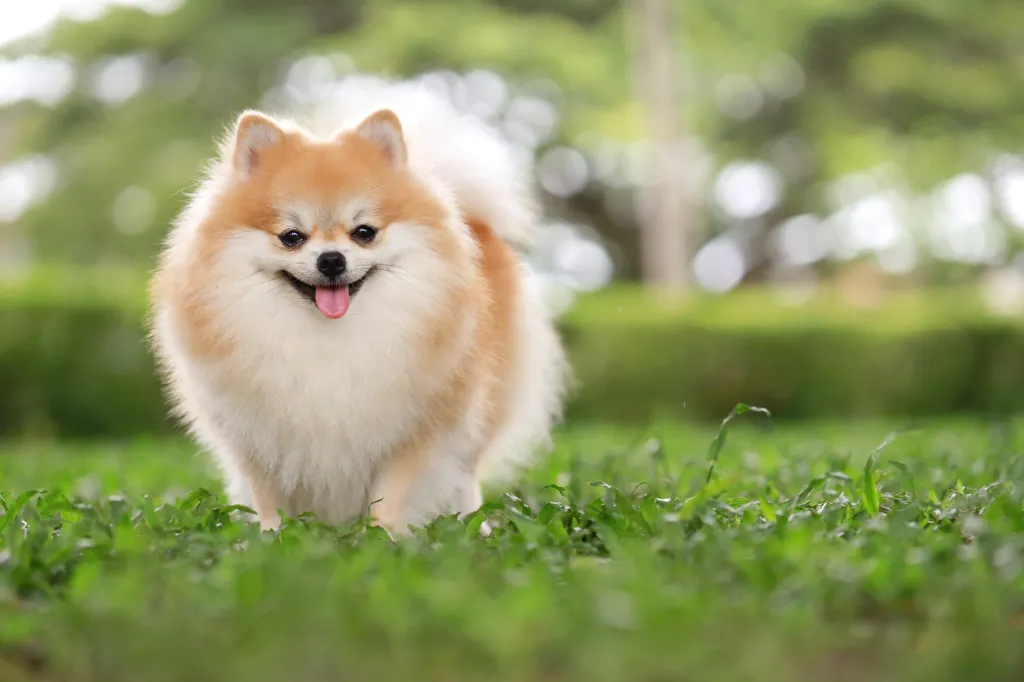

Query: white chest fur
left=166, top=265, right=466, bottom=523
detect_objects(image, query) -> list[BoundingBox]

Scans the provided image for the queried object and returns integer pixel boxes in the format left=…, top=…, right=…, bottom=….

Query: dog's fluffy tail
left=301, top=75, right=539, bottom=248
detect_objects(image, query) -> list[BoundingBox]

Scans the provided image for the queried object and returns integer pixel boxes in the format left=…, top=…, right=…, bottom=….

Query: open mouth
left=279, top=267, right=376, bottom=319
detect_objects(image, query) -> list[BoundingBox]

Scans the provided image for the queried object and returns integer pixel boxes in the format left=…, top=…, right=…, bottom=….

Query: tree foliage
left=1, top=0, right=1021, bottom=281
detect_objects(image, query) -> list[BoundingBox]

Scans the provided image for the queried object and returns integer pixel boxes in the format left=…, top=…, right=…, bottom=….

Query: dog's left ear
left=354, top=109, right=406, bottom=168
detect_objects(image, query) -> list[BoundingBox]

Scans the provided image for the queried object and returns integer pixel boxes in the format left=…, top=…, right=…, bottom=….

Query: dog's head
left=199, top=108, right=466, bottom=321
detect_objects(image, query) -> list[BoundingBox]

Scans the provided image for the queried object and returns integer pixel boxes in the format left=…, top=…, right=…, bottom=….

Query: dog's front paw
left=259, top=512, right=282, bottom=532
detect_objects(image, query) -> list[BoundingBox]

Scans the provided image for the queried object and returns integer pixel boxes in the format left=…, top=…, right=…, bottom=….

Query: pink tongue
left=314, top=286, right=351, bottom=319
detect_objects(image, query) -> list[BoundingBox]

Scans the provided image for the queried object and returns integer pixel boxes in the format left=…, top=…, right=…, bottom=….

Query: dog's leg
left=371, top=444, right=493, bottom=537
left=368, top=443, right=426, bottom=537
left=235, top=455, right=288, bottom=532
left=468, top=481, right=493, bottom=537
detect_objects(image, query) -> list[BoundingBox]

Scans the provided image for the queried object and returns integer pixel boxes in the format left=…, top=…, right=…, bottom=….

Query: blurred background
left=1, top=0, right=1023, bottom=437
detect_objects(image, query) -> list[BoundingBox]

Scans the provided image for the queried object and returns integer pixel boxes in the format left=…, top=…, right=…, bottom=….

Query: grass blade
left=706, top=403, right=771, bottom=484
left=890, top=460, right=916, bottom=497
left=0, top=490, right=39, bottom=535
left=861, top=430, right=907, bottom=516
left=862, top=460, right=880, bottom=516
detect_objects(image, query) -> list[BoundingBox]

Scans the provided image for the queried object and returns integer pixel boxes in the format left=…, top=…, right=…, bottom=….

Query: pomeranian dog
left=149, top=78, right=567, bottom=535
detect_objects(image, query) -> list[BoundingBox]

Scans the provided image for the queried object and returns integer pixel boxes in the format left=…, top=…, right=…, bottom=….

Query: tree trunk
left=627, top=0, right=689, bottom=294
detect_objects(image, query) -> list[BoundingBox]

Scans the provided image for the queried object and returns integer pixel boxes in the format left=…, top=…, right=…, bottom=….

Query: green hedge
left=0, top=302, right=169, bottom=438
left=561, top=288, right=1024, bottom=421
left=3, top=269, right=1024, bottom=437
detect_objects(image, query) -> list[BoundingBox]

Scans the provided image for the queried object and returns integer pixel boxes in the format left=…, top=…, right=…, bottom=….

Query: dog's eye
left=279, top=229, right=306, bottom=248
left=351, top=225, right=378, bottom=244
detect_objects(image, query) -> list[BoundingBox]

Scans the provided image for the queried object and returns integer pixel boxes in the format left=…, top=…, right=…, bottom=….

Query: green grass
left=3, top=415, right=1024, bottom=681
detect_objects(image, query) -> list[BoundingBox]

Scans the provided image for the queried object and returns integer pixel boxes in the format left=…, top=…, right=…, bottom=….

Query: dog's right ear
left=354, top=109, right=407, bottom=168
left=230, top=111, right=285, bottom=176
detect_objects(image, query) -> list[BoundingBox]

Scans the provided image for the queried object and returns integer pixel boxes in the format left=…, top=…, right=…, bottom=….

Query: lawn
left=2, top=414, right=1024, bottom=682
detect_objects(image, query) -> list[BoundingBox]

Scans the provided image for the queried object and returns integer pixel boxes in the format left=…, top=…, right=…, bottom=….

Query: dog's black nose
left=316, top=251, right=346, bottom=279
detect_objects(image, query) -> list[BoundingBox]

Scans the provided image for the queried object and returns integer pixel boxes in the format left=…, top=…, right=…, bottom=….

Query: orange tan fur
left=149, top=80, right=566, bottom=535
